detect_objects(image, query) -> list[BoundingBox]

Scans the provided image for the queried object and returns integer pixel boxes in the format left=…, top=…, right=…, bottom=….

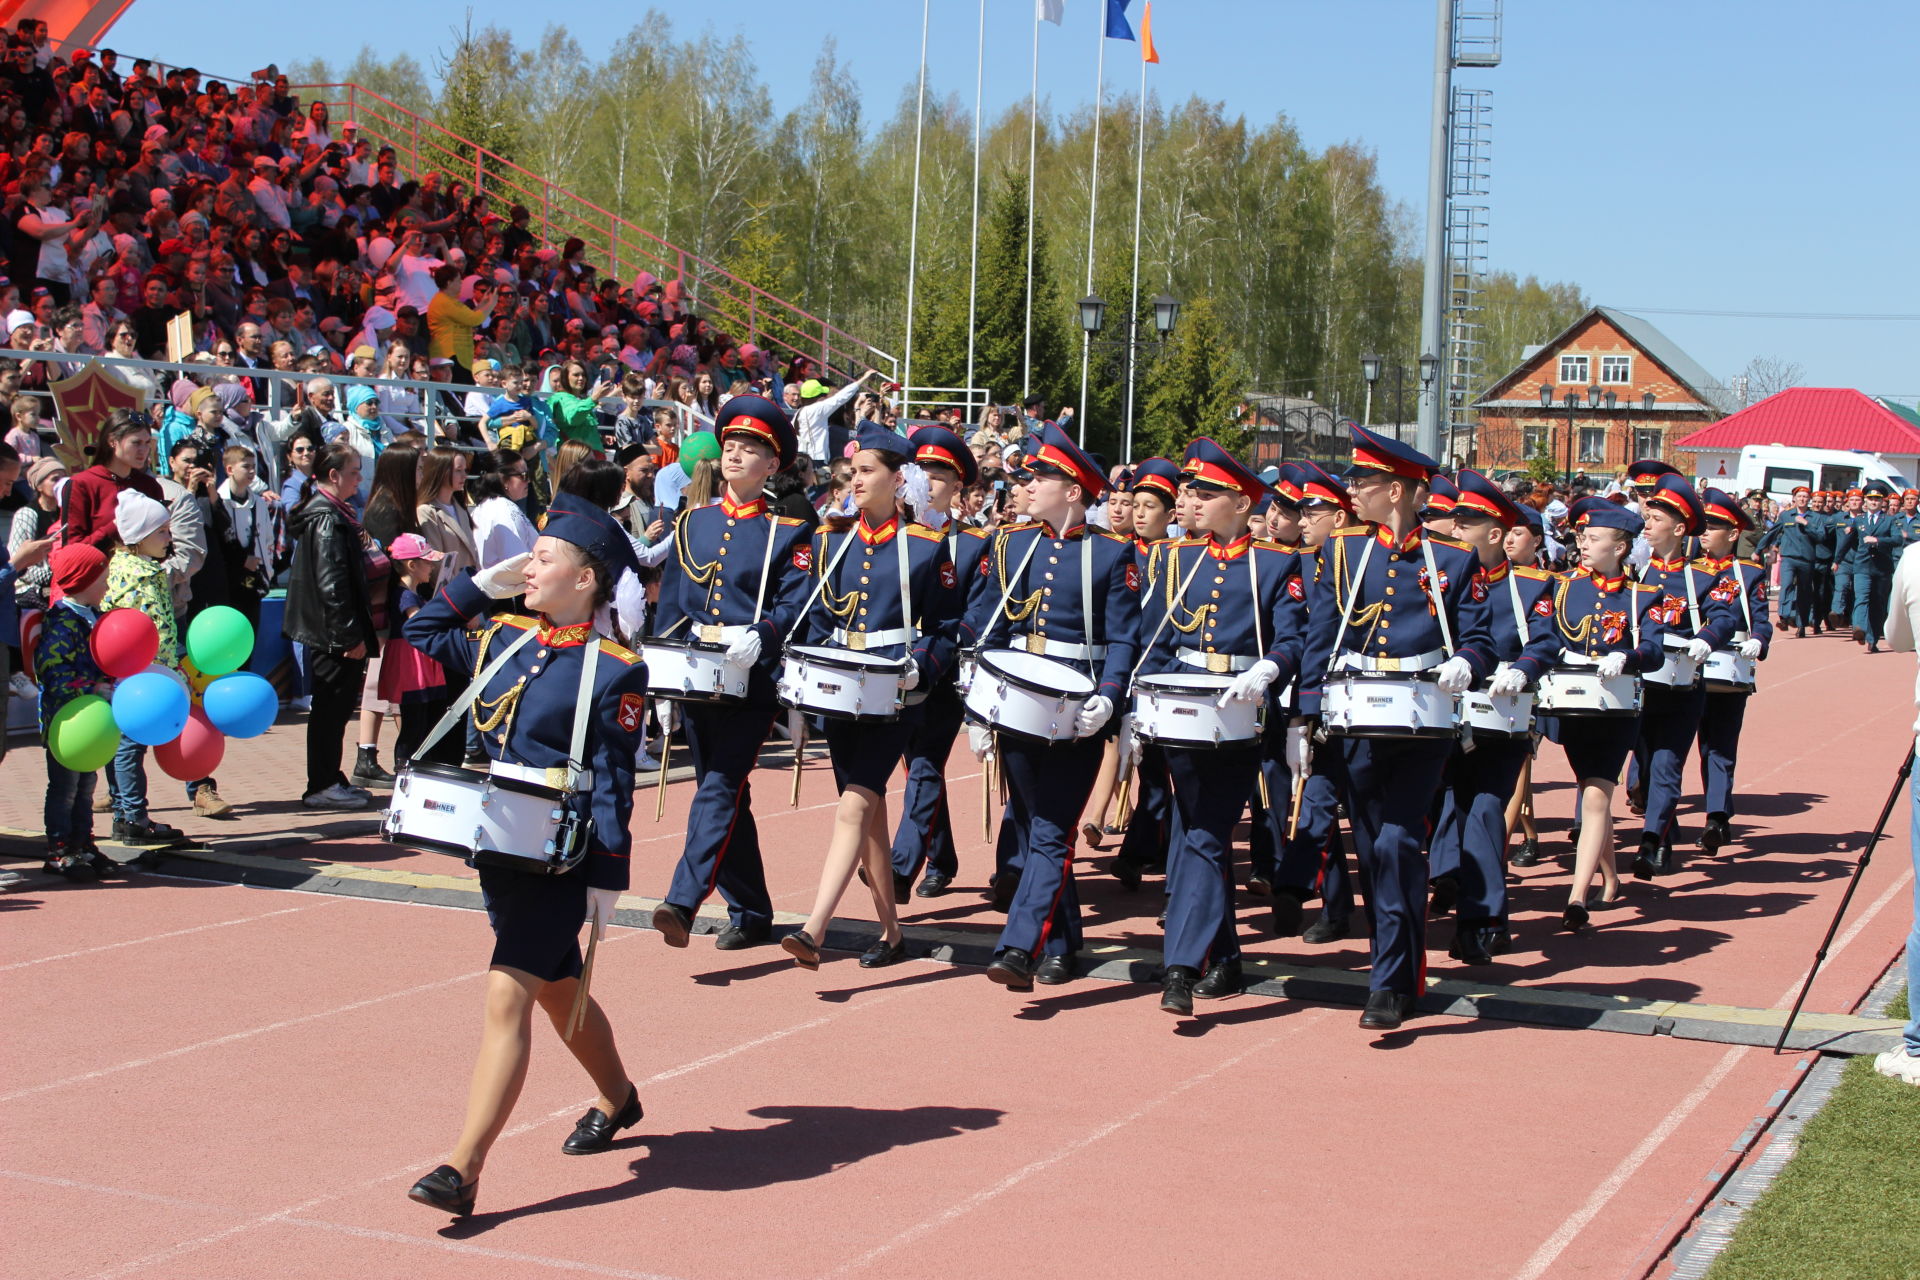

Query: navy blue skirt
left=826, top=716, right=913, bottom=794
left=478, top=862, right=587, bottom=983
left=1540, top=713, right=1639, bottom=784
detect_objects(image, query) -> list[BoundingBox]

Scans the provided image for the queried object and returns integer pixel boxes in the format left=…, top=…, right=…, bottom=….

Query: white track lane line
left=0, top=902, right=333, bottom=972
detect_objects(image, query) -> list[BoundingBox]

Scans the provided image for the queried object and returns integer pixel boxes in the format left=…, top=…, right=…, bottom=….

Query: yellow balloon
left=181, top=657, right=217, bottom=704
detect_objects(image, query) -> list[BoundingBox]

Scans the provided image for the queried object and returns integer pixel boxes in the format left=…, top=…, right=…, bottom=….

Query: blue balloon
left=202, top=672, right=279, bottom=739
left=111, top=670, right=191, bottom=746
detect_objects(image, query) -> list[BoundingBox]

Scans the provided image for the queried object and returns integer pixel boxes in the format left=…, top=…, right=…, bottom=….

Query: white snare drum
left=777, top=644, right=909, bottom=721
left=1460, top=664, right=1534, bottom=739
left=1321, top=671, right=1457, bottom=739
left=1537, top=668, right=1642, bottom=717
left=1644, top=638, right=1700, bottom=689
left=963, top=649, right=1095, bottom=743
left=1132, top=672, right=1259, bottom=749
left=1702, top=649, right=1756, bottom=694
left=642, top=637, right=748, bottom=702
left=955, top=649, right=978, bottom=695
left=384, top=762, right=588, bottom=874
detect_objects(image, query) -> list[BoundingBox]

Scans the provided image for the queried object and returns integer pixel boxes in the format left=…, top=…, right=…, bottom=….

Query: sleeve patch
left=1534, top=595, right=1554, bottom=617
left=792, top=546, right=812, bottom=571
left=1125, top=563, right=1141, bottom=592
left=1286, top=575, right=1304, bottom=602
left=1469, top=576, right=1488, bottom=602
left=979, top=552, right=993, bottom=578
left=939, top=561, right=956, bottom=589
left=616, top=692, right=646, bottom=733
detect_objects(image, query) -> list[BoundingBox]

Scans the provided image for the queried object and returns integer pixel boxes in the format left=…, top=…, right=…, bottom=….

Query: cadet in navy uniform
left=1835, top=479, right=1900, bottom=651
left=1506, top=499, right=1552, bottom=869
left=1272, top=460, right=1361, bottom=943
left=781, top=424, right=961, bottom=970
left=1243, top=469, right=1304, bottom=898
left=1110, top=456, right=1183, bottom=891
left=952, top=425, right=1140, bottom=989
left=1427, top=470, right=1558, bottom=964
left=1628, top=475, right=1741, bottom=876
left=651, top=396, right=814, bottom=951
left=403, top=500, right=651, bottom=1219
left=1524, top=497, right=1668, bottom=930
left=1422, top=471, right=1461, bottom=540
left=1694, top=488, right=1772, bottom=853
left=1298, top=425, right=1496, bottom=1031
left=1828, top=488, right=1864, bottom=628
left=887, top=424, right=986, bottom=899
left=1142, top=439, right=1308, bottom=1015
left=1755, top=485, right=1820, bottom=637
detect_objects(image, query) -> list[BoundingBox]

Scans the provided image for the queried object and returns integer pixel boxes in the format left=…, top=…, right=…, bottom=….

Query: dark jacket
left=284, top=489, right=379, bottom=656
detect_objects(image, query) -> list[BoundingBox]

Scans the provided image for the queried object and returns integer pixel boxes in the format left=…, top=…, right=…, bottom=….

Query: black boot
left=1631, top=832, right=1660, bottom=880
left=1193, top=957, right=1243, bottom=1000
left=1510, top=837, right=1542, bottom=868
left=352, top=746, right=396, bottom=788
left=1160, top=965, right=1198, bottom=1015
left=1700, top=815, right=1733, bottom=853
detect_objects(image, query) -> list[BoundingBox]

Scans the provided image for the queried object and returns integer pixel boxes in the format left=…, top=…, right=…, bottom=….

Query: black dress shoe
left=859, top=937, right=907, bottom=968
left=987, top=947, right=1036, bottom=991
left=714, top=921, right=772, bottom=950
left=1160, top=965, right=1198, bottom=1015
left=1034, top=953, right=1075, bottom=985
left=1626, top=786, right=1646, bottom=816
left=781, top=929, right=821, bottom=970
left=990, top=872, right=1019, bottom=912
left=1080, top=821, right=1105, bottom=850
left=890, top=870, right=913, bottom=904
left=1631, top=834, right=1662, bottom=881
left=1560, top=902, right=1590, bottom=932
left=1700, top=815, right=1732, bottom=853
left=1302, top=916, right=1350, bottom=944
left=1358, top=989, right=1414, bottom=1030
left=563, top=1084, right=643, bottom=1155
left=1270, top=891, right=1306, bottom=938
left=1245, top=874, right=1273, bottom=897
left=652, top=902, right=693, bottom=948
left=1448, top=922, right=1495, bottom=965
left=1510, top=838, right=1542, bottom=868
left=1193, top=957, right=1243, bottom=1000
left=1796, top=625, right=1808, bottom=639
left=1428, top=875, right=1459, bottom=918
left=1111, top=857, right=1143, bottom=892
left=408, top=1165, right=477, bottom=1216
left=914, top=868, right=953, bottom=897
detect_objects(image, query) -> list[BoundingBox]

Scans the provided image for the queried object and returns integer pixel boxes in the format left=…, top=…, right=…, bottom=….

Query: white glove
left=1685, top=638, right=1712, bottom=663
left=967, top=722, right=995, bottom=761
left=900, top=660, right=921, bottom=692
left=1114, top=713, right=1137, bottom=771
left=585, top=887, right=620, bottom=933
left=724, top=629, right=762, bottom=670
left=1597, top=651, right=1628, bottom=679
left=1435, top=655, right=1475, bottom=694
left=1075, top=694, right=1114, bottom=739
left=1489, top=667, right=1528, bottom=696
left=1285, top=722, right=1313, bottom=779
left=1220, top=658, right=1280, bottom=706
left=475, top=551, right=531, bottom=599
left=1738, top=638, right=1763, bottom=659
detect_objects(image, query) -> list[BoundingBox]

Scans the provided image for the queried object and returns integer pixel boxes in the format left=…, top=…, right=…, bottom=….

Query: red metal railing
left=297, top=83, right=898, bottom=384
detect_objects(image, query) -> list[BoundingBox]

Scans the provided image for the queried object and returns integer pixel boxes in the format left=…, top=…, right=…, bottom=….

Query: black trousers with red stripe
left=1339, top=735, right=1452, bottom=997
left=1163, top=745, right=1259, bottom=972
left=663, top=699, right=777, bottom=930
left=995, top=734, right=1105, bottom=959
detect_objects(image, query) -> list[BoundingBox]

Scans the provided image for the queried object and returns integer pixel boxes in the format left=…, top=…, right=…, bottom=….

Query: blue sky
left=107, top=0, right=1919, bottom=402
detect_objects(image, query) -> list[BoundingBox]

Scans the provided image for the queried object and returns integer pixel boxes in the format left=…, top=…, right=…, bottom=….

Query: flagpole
left=1078, top=1, right=1107, bottom=447
left=902, top=0, right=931, bottom=414
left=965, top=0, right=986, bottom=422
left=1023, top=8, right=1040, bottom=401
left=1123, top=41, right=1147, bottom=462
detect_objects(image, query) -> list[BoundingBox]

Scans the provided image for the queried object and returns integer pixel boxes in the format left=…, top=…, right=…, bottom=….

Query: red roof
left=1673, top=387, right=1920, bottom=455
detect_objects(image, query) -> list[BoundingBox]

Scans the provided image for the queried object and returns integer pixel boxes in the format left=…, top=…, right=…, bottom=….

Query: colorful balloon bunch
left=46, top=605, right=280, bottom=777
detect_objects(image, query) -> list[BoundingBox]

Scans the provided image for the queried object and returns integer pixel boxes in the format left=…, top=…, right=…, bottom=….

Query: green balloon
left=680, top=431, right=720, bottom=477
left=48, top=694, right=120, bottom=773
left=185, top=605, right=255, bottom=677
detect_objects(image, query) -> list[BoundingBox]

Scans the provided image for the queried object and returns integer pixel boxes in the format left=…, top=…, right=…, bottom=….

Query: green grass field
left=1707, top=990, right=1917, bottom=1280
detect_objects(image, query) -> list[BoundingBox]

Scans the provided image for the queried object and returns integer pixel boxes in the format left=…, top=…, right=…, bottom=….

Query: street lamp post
left=1079, top=292, right=1181, bottom=460
left=1419, top=353, right=1438, bottom=456
left=1562, top=389, right=1579, bottom=486
left=1360, top=352, right=1382, bottom=427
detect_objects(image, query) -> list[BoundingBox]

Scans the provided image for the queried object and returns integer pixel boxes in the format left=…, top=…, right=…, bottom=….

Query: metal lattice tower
left=1442, top=0, right=1500, bottom=463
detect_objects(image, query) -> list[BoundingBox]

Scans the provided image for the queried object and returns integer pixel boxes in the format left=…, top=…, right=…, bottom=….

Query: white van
left=1722, top=446, right=1910, bottom=504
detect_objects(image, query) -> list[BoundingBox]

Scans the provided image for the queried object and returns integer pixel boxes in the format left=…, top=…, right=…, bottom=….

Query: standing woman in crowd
left=355, top=444, right=422, bottom=787
left=284, top=441, right=381, bottom=811
left=547, top=358, right=613, bottom=451
left=469, top=448, right=538, bottom=567
left=416, top=445, right=478, bottom=587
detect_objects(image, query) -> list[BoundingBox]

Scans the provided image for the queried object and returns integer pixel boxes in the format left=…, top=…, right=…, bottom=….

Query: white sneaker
left=635, top=749, right=660, bottom=772
left=1874, top=1043, right=1920, bottom=1085
left=9, top=672, right=34, bottom=700
left=303, top=783, right=369, bottom=810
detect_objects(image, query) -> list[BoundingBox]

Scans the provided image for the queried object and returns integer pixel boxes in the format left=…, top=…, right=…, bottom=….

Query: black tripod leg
left=1774, top=741, right=1916, bottom=1054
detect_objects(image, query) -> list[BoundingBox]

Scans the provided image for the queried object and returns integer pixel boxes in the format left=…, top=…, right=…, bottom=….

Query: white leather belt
left=831, top=626, right=913, bottom=651
left=1330, top=647, right=1447, bottom=673
left=490, top=761, right=595, bottom=790
left=1016, top=634, right=1106, bottom=660
left=689, top=623, right=754, bottom=645
left=1177, top=648, right=1256, bottom=673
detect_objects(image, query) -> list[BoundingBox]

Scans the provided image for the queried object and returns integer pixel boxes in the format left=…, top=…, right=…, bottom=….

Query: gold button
left=711, top=607, right=722, bottom=615
left=1210, top=590, right=1220, bottom=598
left=718, top=546, right=728, bottom=555
left=1214, top=576, right=1225, bottom=585
left=538, top=649, right=548, bottom=657
left=859, top=607, right=868, bottom=616
left=1044, top=572, right=1054, bottom=580
left=1205, top=645, right=1216, bottom=653
left=1379, top=621, right=1390, bottom=630
left=1048, top=557, right=1059, bottom=565
left=862, top=561, right=871, bottom=570
left=859, top=576, right=869, bottom=584
left=1053, top=541, right=1063, bottom=549
left=1384, top=587, right=1394, bottom=596
left=722, top=532, right=731, bottom=541
left=529, top=664, right=541, bottom=673
left=726, top=519, right=735, bottom=527
left=1040, top=603, right=1050, bottom=612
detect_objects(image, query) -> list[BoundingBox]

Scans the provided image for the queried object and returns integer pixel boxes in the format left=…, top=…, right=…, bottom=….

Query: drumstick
left=789, top=720, right=805, bottom=808
left=565, top=921, right=601, bottom=1042
left=1114, top=776, right=1132, bottom=831
left=653, top=713, right=671, bottom=822
left=1285, top=770, right=1307, bottom=841
left=981, top=754, right=993, bottom=841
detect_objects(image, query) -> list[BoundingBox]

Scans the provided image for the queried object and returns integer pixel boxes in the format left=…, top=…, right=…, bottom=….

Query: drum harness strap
left=658, top=509, right=780, bottom=643
left=787, top=524, right=916, bottom=656
left=1128, top=542, right=1212, bottom=682
left=1323, top=532, right=1451, bottom=676
left=1175, top=541, right=1265, bottom=675
left=411, top=622, right=601, bottom=793
left=1638, top=557, right=1703, bottom=647
left=1556, top=575, right=1641, bottom=668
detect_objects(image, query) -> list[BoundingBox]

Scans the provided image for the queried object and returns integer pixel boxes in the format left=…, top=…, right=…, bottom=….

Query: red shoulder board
left=939, top=560, right=956, bottom=589
left=1286, top=574, right=1304, bottom=602
left=792, top=545, right=812, bottom=571
left=1125, top=562, right=1142, bottom=592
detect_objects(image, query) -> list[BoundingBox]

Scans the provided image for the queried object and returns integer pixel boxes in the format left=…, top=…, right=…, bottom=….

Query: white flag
left=1037, top=0, right=1065, bottom=24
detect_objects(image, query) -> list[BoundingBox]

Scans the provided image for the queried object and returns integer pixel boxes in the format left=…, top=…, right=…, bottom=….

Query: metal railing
left=294, top=81, right=901, bottom=388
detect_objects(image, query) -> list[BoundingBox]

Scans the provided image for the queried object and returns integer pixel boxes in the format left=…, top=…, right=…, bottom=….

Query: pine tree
left=1139, top=297, right=1254, bottom=462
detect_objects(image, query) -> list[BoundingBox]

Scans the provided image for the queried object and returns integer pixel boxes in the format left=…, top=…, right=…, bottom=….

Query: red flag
left=1141, top=1, right=1160, bottom=62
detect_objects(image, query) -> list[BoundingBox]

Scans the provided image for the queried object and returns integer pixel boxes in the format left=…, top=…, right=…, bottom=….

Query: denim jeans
left=107, top=734, right=148, bottom=825
left=1906, top=760, right=1919, bottom=1053
left=44, top=752, right=97, bottom=845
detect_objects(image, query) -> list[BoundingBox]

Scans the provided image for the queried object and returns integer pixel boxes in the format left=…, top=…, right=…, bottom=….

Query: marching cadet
left=1245, top=469, right=1305, bottom=896
left=887, top=424, right=986, bottom=898
left=1299, top=425, right=1496, bottom=1031
left=1504, top=499, right=1552, bottom=869
left=1524, top=497, right=1670, bottom=931
left=1270, top=460, right=1360, bottom=943
left=1754, top=485, right=1821, bottom=637
left=1421, top=472, right=1460, bottom=540
left=1426, top=470, right=1559, bottom=965
left=1694, top=487, right=1771, bottom=854
left=985, top=437, right=1039, bottom=908
left=1142, top=439, right=1307, bottom=1015
left=959, top=424, right=1140, bottom=990
left=1628, top=475, right=1742, bottom=875
left=1835, top=479, right=1900, bottom=652
left=1111, top=457, right=1183, bottom=891
left=1810, top=491, right=1838, bottom=630
left=1626, top=460, right=1683, bottom=574
left=1828, top=488, right=1864, bottom=629
left=651, top=396, right=814, bottom=951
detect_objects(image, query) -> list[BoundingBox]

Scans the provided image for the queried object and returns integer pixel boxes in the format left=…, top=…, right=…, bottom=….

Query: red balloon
left=153, top=707, right=225, bottom=780
left=91, top=608, right=161, bottom=680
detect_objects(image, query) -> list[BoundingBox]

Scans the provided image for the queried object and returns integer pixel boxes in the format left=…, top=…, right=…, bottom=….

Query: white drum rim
left=975, top=648, right=1097, bottom=695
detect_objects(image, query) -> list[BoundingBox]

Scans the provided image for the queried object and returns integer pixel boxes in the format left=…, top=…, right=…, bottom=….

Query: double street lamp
left=1539, top=383, right=1663, bottom=483
left=1080, top=292, right=1181, bottom=459
left=1361, top=351, right=1437, bottom=431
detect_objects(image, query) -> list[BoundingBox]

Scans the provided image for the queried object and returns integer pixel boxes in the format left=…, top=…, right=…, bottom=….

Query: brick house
left=1471, top=307, right=1725, bottom=476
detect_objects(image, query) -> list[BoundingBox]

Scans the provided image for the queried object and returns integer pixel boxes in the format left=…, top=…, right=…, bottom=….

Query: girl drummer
left=401, top=500, right=651, bottom=1218
left=781, top=424, right=961, bottom=970
left=1511, top=497, right=1668, bottom=932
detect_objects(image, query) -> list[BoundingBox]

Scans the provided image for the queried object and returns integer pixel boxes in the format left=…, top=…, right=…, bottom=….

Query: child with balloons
left=100, top=491, right=187, bottom=849
left=35, top=545, right=113, bottom=879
